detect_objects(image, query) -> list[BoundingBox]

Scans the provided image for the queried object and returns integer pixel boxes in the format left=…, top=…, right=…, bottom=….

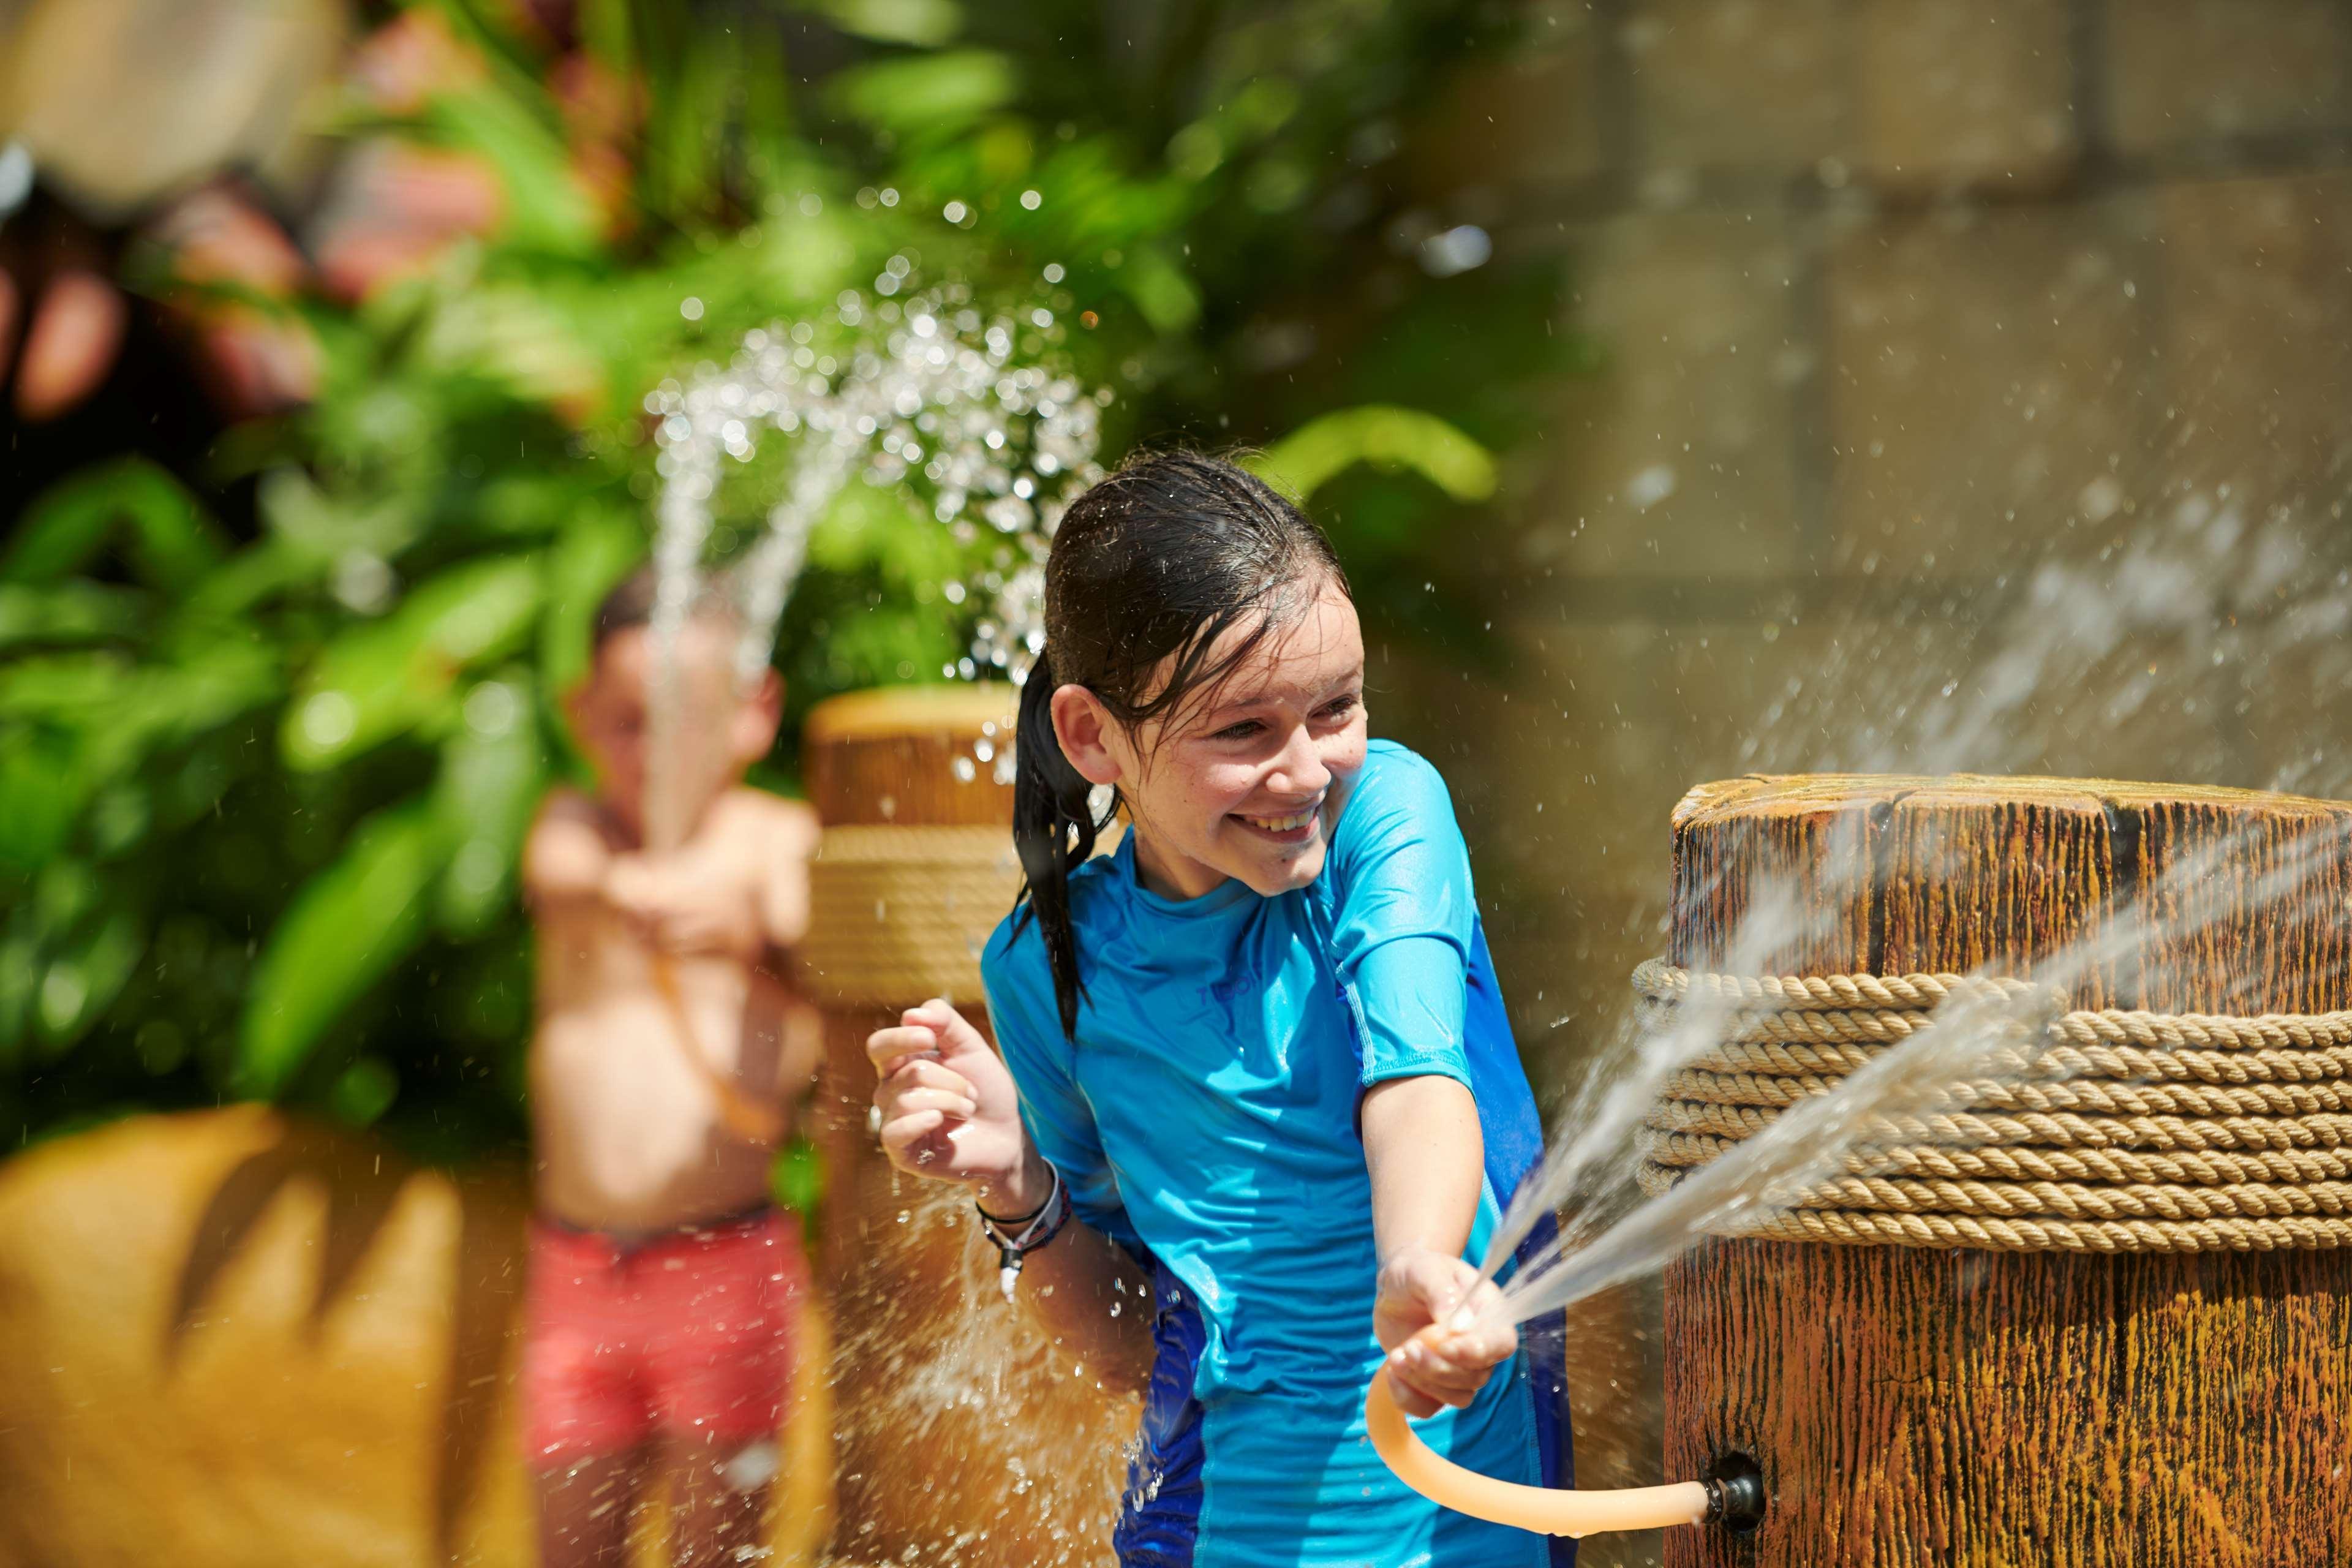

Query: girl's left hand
left=1373, top=1248, right=1518, bottom=1419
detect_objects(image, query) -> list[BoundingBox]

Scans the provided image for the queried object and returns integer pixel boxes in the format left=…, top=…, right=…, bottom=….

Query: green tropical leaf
left=0, top=582, right=148, bottom=649
left=284, top=553, right=544, bottom=770
left=328, top=1055, right=401, bottom=1127
left=238, top=800, right=444, bottom=1096
left=0, top=728, right=83, bottom=872
left=0, top=859, right=143, bottom=1057
left=75, top=643, right=282, bottom=790
left=174, top=538, right=326, bottom=628
left=32, top=905, right=146, bottom=1055
left=1117, top=243, right=1202, bottom=333
left=433, top=679, right=549, bottom=936
left=1, top=459, right=228, bottom=590
left=0, top=922, right=36, bottom=1062
left=257, top=467, right=423, bottom=565
left=831, top=51, right=1018, bottom=134
left=771, top=1133, right=826, bottom=1218
left=423, top=88, right=603, bottom=257
left=1249, top=406, right=1498, bottom=505
left=415, top=284, right=609, bottom=413
left=800, top=0, right=961, bottom=45
left=0, top=654, right=136, bottom=720
left=540, top=508, right=645, bottom=700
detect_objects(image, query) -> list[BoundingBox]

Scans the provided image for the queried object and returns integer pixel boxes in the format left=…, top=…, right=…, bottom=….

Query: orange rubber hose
left=1365, top=1365, right=1710, bottom=1539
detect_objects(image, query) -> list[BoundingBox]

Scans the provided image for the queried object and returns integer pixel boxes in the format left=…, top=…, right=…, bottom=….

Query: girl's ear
left=1049, top=684, right=1124, bottom=786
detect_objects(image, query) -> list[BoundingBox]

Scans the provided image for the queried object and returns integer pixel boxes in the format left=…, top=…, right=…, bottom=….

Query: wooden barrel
left=799, top=685, right=1137, bottom=1568
left=1660, top=774, right=2352, bottom=1566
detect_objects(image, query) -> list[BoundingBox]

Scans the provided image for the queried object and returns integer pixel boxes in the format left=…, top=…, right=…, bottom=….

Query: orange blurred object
left=144, top=186, right=320, bottom=415
left=551, top=51, right=643, bottom=238
left=0, top=273, right=18, bottom=383
left=312, top=142, right=508, bottom=303
left=344, top=9, right=485, bottom=116
left=154, top=186, right=307, bottom=297
left=15, top=270, right=128, bottom=422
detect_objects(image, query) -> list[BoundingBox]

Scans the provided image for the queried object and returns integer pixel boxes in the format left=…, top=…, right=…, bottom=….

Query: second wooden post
left=798, top=685, right=1137, bottom=1568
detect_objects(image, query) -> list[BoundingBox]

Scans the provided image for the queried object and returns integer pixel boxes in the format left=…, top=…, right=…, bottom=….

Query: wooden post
left=799, top=685, right=1137, bottom=1568
left=1661, top=774, right=2352, bottom=1567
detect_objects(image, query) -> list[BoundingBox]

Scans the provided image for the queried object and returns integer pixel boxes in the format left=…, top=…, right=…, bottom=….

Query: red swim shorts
left=522, top=1207, right=807, bottom=1464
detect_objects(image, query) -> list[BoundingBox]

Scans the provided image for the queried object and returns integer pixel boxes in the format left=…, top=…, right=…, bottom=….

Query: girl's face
left=1054, top=577, right=1368, bottom=902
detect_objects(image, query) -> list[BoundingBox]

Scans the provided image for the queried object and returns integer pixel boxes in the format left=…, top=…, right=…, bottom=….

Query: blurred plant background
left=0, top=0, right=1580, bottom=1162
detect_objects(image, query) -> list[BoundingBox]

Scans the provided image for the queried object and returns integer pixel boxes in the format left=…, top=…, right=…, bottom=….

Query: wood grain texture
left=804, top=685, right=1133, bottom=1568
left=804, top=683, right=1019, bottom=829
left=1662, top=774, right=2352, bottom=1567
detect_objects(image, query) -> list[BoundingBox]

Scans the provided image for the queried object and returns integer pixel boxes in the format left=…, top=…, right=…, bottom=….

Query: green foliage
left=1249, top=407, right=1497, bottom=507
left=240, top=800, right=445, bottom=1096
left=2, top=459, right=228, bottom=589
left=0, top=0, right=1584, bottom=1159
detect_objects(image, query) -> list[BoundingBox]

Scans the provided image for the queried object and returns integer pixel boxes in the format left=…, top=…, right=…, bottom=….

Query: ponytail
left=1011, top=652, right=1106, bottom=1037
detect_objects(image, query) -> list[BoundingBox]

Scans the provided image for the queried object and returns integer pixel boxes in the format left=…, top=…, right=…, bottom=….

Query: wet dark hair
left=592, top=565, right=662, bottom=650
left=1012, top=450, right=1352, bottom=1037
left=590, top=565, right=733, bottom=652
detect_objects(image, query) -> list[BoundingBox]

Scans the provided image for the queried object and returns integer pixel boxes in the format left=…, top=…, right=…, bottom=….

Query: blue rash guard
left=980, top=741, right=1574, bottom=1568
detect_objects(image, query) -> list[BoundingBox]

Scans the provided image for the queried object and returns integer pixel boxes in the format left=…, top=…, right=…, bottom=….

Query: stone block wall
left=1390, top=6, right=2352, bottom=1558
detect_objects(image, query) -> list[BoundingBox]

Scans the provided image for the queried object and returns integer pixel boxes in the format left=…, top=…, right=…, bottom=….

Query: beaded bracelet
left=975, top=1165, right=1070, bottom=1304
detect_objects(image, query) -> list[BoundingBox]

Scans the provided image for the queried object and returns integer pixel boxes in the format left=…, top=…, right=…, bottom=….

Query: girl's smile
left=1233, top=798, right=1325, bottom=845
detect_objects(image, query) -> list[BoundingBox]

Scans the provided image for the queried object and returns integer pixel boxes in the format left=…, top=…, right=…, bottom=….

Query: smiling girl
left=865, top=451, right=1570, bottom=1568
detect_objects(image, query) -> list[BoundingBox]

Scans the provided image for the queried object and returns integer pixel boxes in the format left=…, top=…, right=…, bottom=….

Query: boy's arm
left=756, top=798, right=821, bottom=952
left=522, top=791, right=616, bottom=908
left=1362, top=1075, right=1517, bottom=1419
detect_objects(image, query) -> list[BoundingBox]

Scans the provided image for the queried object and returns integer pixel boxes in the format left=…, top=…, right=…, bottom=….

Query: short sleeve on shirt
left=979, top=918, right=1142, bottom=1253
left=1326, top=745, right=1479, bottom=1091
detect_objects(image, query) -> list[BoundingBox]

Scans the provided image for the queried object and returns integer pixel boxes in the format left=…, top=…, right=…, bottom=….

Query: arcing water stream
left=641, top=270, right=1104, bottom=846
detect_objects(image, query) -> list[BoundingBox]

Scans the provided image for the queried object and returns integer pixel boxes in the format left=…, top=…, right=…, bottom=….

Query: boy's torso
left=530, top=787, right=818, bottom=1233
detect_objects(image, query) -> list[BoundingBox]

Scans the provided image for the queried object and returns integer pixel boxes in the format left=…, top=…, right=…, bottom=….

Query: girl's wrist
left=1377, top=1238, right=1452, bottom=1270
left=976, top=1144, right=1055, bottom=1218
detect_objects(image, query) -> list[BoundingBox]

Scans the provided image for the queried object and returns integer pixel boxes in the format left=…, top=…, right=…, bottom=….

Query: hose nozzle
left=1702, top=1460, right=1766, bottom=1532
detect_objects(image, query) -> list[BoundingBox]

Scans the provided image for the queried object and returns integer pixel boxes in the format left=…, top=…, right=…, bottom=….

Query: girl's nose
left=1268, top=725, right=1331, bottom=797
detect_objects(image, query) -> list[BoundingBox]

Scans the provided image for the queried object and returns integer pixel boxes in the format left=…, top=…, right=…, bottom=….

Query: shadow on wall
left=162, top=1115, right=526, bottom=1562
left=0, top=1107, right=537, bottom=1567
left=0, top=1107, right=836, bottom=1568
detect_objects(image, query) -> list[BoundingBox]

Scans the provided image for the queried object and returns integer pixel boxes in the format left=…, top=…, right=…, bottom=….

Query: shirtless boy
left=521, top=569, right=823, bottom=1568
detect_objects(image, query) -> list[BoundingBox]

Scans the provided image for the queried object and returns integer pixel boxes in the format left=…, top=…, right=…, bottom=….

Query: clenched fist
left=865, top=999, right=1052, bottom=1215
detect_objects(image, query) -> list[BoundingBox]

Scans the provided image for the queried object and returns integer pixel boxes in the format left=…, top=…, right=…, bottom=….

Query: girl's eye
left=1211, top=720, right=1265, bottom=742
left=1321, top=695, right=1360, bottom=722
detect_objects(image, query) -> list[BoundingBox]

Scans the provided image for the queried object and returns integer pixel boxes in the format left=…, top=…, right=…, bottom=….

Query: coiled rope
left=800, top=826, right=1022, bottom=1008
left=1632, top=959, right=2352, bottom=1254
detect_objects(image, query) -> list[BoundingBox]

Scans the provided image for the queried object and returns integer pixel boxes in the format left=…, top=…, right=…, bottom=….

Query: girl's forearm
left=1016, top=1216, right=1155, bottom=1397
left=1360, top=1076, right=1485, bottom=1263
left=978, top=1142, right=1153, bottom=1393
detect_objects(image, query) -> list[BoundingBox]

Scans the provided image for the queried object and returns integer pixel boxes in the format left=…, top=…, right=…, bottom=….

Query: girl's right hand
left=865, top=999, right=1046, bottom=1207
